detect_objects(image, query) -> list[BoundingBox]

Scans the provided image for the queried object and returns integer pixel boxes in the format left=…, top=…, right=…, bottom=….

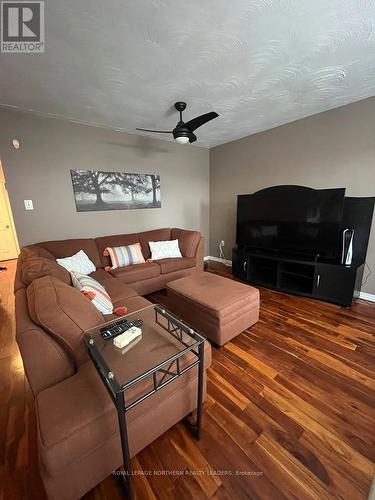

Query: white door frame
left=0, top=178, right=20, bottom=260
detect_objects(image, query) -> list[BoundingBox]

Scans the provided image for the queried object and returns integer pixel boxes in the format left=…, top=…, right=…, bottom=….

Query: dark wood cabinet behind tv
left=232, top=247, right=364, bottom=307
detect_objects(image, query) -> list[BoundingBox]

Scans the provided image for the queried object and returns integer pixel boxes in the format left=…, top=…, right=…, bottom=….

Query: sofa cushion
left=96, top=232, right=139, bottom=268
left=38, top=239, right=102, bottom=269
left=156, top=257, right=196, bottom=274
left=100, top=296, right=152, bottom=322
left=89, top=268, right=114, bottom=283
left=171, top=228, right=201, bottom=258
left=27, top=276, right=104, bottom=365
left=138, top=228, right=171, bottom=259
left=91, top=273, right=138, bottom=302
left=21, top=256, right=71, bottom=286
left=112, top=296, right=152, bottom=315
left=36, top=341, right=211, bottom=475
left=110, top=262, right=160, bottom=284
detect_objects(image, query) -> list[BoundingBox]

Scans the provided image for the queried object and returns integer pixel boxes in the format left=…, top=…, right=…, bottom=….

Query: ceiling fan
left=136, top=102, right=219, bottom=144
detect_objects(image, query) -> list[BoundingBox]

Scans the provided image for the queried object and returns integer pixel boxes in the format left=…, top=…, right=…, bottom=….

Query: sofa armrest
left=195, top=236, right=204, bottom=272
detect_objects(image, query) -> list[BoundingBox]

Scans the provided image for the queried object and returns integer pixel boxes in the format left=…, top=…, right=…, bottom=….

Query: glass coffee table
left=84, top=304, right=206, bottom=499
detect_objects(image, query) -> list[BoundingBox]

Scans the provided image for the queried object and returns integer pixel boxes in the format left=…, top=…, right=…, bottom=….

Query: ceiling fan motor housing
left=173, top=102, right=196, bottom=142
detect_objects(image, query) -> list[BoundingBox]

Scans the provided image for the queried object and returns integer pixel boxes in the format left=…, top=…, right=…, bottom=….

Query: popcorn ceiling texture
left=1, top=0, right=375, bottom=147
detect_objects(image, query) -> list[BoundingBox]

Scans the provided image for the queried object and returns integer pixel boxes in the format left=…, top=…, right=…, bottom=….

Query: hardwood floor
left=1, top=260, right=375, bottom=499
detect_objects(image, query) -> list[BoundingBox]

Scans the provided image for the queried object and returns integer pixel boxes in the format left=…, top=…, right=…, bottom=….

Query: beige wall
left=0, top=108, right=209, bottom=252
left=210, top=97, right=375, bottom=295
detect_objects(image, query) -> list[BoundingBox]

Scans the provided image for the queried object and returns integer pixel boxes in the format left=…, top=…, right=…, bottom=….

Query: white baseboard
left=204, top=256, right=375, bottom=303
left=205, top=255, right=232, bottom=266
left=359, top=292, right=375, bottom=302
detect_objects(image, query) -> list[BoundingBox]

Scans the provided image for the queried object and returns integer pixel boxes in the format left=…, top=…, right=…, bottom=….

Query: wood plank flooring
left=1, top=260, right=374, bottom=499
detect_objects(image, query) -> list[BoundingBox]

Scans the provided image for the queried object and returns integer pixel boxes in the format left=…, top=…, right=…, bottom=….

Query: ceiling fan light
left=175, top=136, right=189, bottom=144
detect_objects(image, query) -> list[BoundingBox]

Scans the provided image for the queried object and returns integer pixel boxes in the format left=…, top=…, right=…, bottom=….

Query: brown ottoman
left=166, top=273, right=259, bottom=346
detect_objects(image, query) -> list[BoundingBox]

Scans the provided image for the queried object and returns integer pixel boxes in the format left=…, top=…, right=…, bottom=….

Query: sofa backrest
left=14, top=245, right=56, bottom=291
left=138, top=228, right=172, bottom=259
left=96, top=231, right=140, bottom=268
left=27, top=276, right=105, bottom=366
left=15, top=288, right=75, bottom=395
left=95, top=228, right=173, bottom=266
left=20, top=244, right=56, bottom=260
left=37, top=238, right=102, bottom=269
left=171, top=228, right=201, bottom=258
left=21, top=256, right=71, bottom=287
left=95, top=228, right=203, bottom=266
left=15, top=229, right=202, bottom=292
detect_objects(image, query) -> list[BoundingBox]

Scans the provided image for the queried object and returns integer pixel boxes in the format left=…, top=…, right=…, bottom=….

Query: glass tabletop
left=84, top=304, right=204, bottom=394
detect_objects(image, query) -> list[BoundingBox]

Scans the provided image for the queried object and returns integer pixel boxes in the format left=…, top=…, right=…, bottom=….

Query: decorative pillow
left=27, top=276, right=104, bottom=365
left=71, top=272, right=113, bottom=315
left=21, top=256, right=71, bottom=286
left=56, top=250, right=96, bottom=275
left=104, top=243, right=145, bottom=269
left=149, top=240, right=182, bottom=260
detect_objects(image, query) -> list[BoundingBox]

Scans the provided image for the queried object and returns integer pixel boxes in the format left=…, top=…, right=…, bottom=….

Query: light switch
left=24, top=200, right=34, bottom=210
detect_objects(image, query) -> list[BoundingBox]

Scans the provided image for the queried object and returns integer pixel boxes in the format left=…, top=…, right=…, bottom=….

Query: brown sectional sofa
left=14, top=227, right=211, bottom=500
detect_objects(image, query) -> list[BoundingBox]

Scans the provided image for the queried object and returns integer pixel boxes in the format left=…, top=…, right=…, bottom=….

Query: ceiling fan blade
left=184, top=112, right=219, bottom=132
left=189, top=133, right=197, bottom=144
left=136, top=128, right=173, bottom=134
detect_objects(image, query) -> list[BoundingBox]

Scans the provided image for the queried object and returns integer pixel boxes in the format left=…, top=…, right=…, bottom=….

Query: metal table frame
left=85, top=305, right=206, bottom=499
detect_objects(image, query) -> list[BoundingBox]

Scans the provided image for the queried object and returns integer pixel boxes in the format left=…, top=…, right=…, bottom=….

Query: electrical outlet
left=24, top=199, right=34, bottom=210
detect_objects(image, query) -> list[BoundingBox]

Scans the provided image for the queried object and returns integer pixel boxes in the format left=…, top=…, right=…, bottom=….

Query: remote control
left=113, top=327, right=142, bottom=349
left=100, top=318, right=143, bottom=341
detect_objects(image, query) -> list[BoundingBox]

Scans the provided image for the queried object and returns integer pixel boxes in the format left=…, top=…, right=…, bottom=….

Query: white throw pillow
left=56, top=250, right=96, bottom=275
left=149, top=239, right=182, bottom=260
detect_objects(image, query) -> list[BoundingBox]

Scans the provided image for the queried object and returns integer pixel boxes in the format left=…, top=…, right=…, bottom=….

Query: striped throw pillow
left=105, top=243, right=145, bottom=269
left=71, top=272, right=113, bottom=315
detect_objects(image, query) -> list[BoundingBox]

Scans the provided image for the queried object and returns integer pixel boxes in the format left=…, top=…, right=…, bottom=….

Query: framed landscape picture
left=70, top=169, right=161, bottom=212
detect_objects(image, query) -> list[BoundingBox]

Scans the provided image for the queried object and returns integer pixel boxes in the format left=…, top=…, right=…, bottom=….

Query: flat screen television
left=236, top=185, right=346, bottom=261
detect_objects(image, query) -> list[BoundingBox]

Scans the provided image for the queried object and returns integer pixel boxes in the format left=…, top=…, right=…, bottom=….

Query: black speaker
left=341, top=229, right=354, bottom=265
left=342, top=197, right=375, bottom=264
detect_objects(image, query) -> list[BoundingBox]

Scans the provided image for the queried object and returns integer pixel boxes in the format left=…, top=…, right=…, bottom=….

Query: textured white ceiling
left=1, top=0, right=375, bottom=147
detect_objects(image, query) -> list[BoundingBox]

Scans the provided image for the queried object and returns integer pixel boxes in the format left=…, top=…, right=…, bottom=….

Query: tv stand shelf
left=232, top=247, right=365, bottom=307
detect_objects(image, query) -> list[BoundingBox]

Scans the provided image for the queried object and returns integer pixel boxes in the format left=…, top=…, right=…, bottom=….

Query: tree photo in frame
left=70, top=169, right=161, bottom=211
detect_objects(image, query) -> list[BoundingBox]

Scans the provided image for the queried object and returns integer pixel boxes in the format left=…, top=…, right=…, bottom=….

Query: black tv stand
left=248, top=247, right=324, bottom=263
left=232, top=246, right=365, bottom=307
